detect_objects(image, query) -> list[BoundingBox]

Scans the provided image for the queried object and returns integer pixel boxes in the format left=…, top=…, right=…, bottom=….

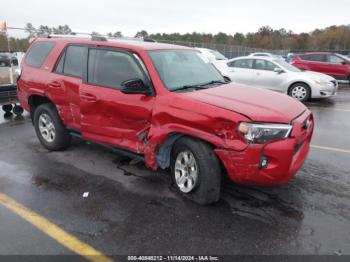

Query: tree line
left=1, top=23, right=350, bottom=52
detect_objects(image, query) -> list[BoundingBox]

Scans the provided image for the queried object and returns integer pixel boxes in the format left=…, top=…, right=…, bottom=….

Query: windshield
left=209, top=50, right=227, bottom=60
left=337, top=54, right=350, bottom=62
left=274, top=59, right=301, bottom=72
left=148, top=50, right=225, bottom=91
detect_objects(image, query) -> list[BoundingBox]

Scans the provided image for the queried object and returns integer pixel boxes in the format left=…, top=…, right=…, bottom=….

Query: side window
left=55, top=51, right=65, bottom=74
left=265, top=61, right=278, bottom=71
left=63, top=46, right=86, bottom=78
left=229, top=59, right=253, bottom=69
left=308, top=54, right=326, bottom=62
left=327, top=55, right=344, bottom=64
left=25, top=42, right=55, bottom=68
left=299, top=55, right=309, bottom=61
left=87, top=49, right=145, bottom=89
left=254, top=59, right=279, bottom=71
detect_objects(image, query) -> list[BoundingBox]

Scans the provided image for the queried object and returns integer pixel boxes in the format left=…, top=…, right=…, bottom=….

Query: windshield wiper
left=172, top=80, right=226, bottom=92
left=201, top=80, right=227, bottom=86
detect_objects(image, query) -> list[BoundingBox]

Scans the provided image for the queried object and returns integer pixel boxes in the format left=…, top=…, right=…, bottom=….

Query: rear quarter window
left=25, top=42, right=55, bottom=68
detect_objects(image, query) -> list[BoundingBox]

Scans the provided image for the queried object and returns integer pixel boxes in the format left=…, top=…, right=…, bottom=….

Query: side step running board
left=68, top=130, right=144, bottom=162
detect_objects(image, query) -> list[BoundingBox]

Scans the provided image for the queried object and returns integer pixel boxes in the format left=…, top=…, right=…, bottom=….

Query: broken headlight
left=238, top=122, right=292, bottom=144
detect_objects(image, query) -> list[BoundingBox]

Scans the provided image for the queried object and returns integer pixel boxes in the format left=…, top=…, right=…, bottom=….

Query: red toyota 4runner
left=18, top=37, right=314, bottom=204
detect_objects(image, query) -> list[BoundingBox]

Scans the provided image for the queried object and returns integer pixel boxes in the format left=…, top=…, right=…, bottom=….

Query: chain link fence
left=158, top=40, right=289, bottom=58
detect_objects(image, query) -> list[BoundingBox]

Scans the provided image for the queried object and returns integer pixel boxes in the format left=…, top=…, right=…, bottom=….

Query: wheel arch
left=155, top=132, right=218, bottom=170
left=28, top=95, right=55, bottom=121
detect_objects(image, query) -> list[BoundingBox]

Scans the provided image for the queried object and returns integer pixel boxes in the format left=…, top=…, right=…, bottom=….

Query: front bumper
left=215, top=111, right=314, bottom=186
left=311, top=81, right=338, bottom=98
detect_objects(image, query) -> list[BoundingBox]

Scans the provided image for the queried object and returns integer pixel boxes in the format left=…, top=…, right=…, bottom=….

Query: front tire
left=33, top=103, right=71, bottom=151
left=288, top=83, right=311, bottom=102
left=171, top=137, right=221, bottom=205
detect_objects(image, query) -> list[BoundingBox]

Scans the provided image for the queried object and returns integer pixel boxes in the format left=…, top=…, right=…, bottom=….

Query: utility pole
left=0, top=21, right=14, bottom=84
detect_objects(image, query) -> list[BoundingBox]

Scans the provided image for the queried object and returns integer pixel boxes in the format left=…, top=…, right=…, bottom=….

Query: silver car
left=223, top=56, right=338, bottom=102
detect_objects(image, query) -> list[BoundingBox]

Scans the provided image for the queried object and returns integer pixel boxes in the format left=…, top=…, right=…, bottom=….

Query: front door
left=251, top=59, right=285, bottom=92
left=326, top=54, right=348, bottom=79
left=80, top=47, right=155, bottom=153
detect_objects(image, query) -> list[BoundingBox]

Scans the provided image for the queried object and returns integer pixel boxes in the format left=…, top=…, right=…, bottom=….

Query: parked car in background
left=286, top=53, right=295, bottom=63
left=291, top=52, right=350, bottom=81
left=195, top=47, right=229, bottom=73
left=249, top=52, right=284, bottom=59
left=0, top=83, right=23, bottom=115
left=18, top=37, right=314, bottom=205
left=0, top=53, right=24, bottom=115
left=224, top=56, right=337, bottom=102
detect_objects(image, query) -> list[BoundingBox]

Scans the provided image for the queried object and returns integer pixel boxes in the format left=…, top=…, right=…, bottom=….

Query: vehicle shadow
left=220, top=176, right=304, bottom=225
left=71, top=137, right=305, bottom=223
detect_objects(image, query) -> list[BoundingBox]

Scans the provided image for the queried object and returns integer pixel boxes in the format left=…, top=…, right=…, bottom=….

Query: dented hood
left=184, top=83, right=306, bottom=123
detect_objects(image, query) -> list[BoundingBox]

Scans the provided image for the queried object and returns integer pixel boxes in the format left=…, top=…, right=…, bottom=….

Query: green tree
left=233, top=33, right=245, bottom=45
left=135, top=30, right=148, bottom=38
left=108, top=31, right=123, bottom=38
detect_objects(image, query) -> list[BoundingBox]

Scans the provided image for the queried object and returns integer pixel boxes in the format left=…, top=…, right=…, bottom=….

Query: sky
left=1, top=0, right=349, bottom=38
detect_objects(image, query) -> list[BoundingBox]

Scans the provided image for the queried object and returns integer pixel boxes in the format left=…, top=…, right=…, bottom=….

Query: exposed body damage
left=144, top=94, right=250, bottom=170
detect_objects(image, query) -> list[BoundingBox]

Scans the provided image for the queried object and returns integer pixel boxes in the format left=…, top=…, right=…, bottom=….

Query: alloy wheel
left=38, top=113, right=56, bottom=143
left=174, top=150, right=198, bottom=193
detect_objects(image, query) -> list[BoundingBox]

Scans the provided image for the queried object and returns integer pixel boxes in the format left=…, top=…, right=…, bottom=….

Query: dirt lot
left=0, top=86, right=349, bottom=260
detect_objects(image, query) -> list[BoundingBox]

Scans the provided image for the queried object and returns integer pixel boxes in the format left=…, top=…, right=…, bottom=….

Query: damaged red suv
left=18, top=37, right=314, bottom=204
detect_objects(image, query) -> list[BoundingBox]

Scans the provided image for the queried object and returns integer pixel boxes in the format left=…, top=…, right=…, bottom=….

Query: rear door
left=49, top=45, right=87, bottom=131
left=251, top=59, right=285, bottom=92
left=304, top=54, right=328, bottom=74
left=226, top=59, right=254, bottom=85
left=79, top=47, right=155, bottom=153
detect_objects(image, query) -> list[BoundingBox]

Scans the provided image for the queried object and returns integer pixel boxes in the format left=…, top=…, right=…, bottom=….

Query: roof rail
left=47, top=34, right=143, bottom=42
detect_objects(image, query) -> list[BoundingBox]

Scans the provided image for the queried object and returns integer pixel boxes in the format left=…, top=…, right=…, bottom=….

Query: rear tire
left=171, top=137, right=221, bottom=205
left=33, top=103, right=71, bottom=151
left=288, top=83, right=311, bottom=102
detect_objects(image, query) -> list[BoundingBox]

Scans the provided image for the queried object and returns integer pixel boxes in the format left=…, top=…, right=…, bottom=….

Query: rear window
left=25, top=42, right=55, bottom=68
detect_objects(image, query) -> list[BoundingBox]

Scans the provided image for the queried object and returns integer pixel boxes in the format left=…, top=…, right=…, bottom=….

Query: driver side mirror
left=121, top=78, right=152, bottom=95
left=341, top=61, right=347, bottom=65
left=274, top=67, right=285, bottom=74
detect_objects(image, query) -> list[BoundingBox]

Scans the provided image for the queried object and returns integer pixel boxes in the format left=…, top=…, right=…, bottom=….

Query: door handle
left=81, top=93, right=97, bottom=102
left=48, top=81, right=62, bottom=88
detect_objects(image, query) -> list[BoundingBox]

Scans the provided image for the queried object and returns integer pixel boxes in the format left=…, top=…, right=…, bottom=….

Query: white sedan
left=195, top=48, right=229, bottom=74
left=223, top=56, right=338, bottom=102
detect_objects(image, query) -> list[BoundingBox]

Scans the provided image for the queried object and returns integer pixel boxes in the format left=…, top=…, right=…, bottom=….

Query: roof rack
left=47, top=34, right=144, bottom=42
